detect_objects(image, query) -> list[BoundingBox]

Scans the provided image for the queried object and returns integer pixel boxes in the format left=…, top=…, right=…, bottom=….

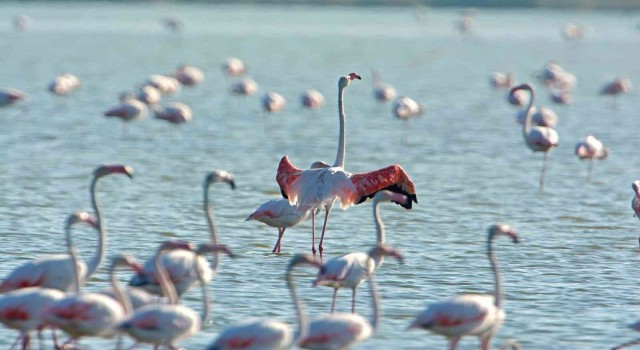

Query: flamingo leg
left=351, top=287, right=357, bottom=313
left=311, top=212, right=317, bottom=256
left=37, top=329, right=44, bottom=350
left=272, top=228, right=286, bottom=253
left=613, top=338, right=640, bottom=349
left=8, top=334, right=21, bottom=350
left=21, top=333, right=29, bottom=350
left=330, top=288, right=338, bottom=313
left=540, top=151, right=549, bottom=192
left=587, top=159, right=594, bottom=182
left=480, top=335, right=492, bottom=350
left=318, top=207, right=332, bottom=258
left=448, top=337, right=460, bottom=350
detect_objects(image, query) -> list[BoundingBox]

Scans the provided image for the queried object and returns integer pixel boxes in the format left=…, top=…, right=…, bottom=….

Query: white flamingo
left=631, top=181, right=640, bottom=247
left=575, top=134, right=609, bottom=181
left=48, top=74, right=80, bottom=96
left=0, top=165, right=133, bottom=293
left=222, top=57, right=247, bottom=77
left=231, top=78, right=258, bottom=95
left=153, top=102, right=193, bottom=125
left=205, top=254, right=321, bottom=350
left=372, top=69, right=396, bottom=102
left=313, top=190, right=410, bottom=313
left=41, top=212, right=128, bottom=347
left=0, top=88, right=25, bottom=107
left=136, top=85, right=162, bottom=105
left=490, top=72, right=513, bottom=89
left=145, top=75, right=181, bottom=95
left=515, top=106, right=558, bottom=128
left=104, top=98, right=147, bottom=135
left=13, top=14, right=32, bottom=32
left=510, top=83, right=559, bottom=191
left=409, top=223, right=519, bottom=350
left=174, top=64, right=204, bottom=86
left=263, top=92, right=286, bottom=113
left=129, top=170, right=235, bottom=296
left=299, top=245, right=403, bottom=350
left=98, top=255, right=154, bottom=311
left=301, top=89, right=325, bottom=109
left=246, top=198, right=311, bottom=254
left=600, top=77, right=632, bottom=108
left=276, top=73, right=418, bottom=258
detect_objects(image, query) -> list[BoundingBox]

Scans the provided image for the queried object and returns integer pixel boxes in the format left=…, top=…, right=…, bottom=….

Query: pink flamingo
left=263, top=92, right=286, bottom=113
left=549, top=90, right=572, bottom=105
left=276, top=73, right=418, bottom=258
left=372, top=69, right=396, bottom=102
left=48, top=74, right=80, bottom=96
left=146, top=75, right=181, bottom=95
left=231, top=78, right=258, bottom=95
left=136, top=85, right=162, bottom=105
left=129, top=170, right=235, bottom=296
left=300, top=245, right=403, bottom=350
left=119, top=242, right=232, bottom=348
left=393, top=96, right=425, bottom=120
left=205, top=254, right=321, bottom=350
left=313, top=190, right=410, bottom=313
left=515, top=106, right=558, bottom=128
left=301, top=89, right=325, bottom=109
left=506, top=89, right=527, bottom=107
left=0, top=88, right=25, bottom=107
left=409, top=223, right=519, bottom=350
left=246, top=198, right=311, bottom=253
left=510, top=83, right=559, bottom=191
left=562, top=23, right=585, bottom=40
left=153, top=102, right=193, bottom=125
left=41, top=212, right=129, bottom=347
left=98, top=255, right=154, bottom=311
left=222, top=57, right=247, bottom=77
left=0, top=165, right=133, bottom=293
left=631, top=181, right=640, bottom=247
left=174, top=64, right=204, bottom=86
left=104, top=97, right=147, bottom=135
left=575, top=134, right=609, bottom=181
left=600, top=77, right=632, bottom=108
left=490, top=72, right=513, bottom=89
left=613, top=320, right=640, bottom=349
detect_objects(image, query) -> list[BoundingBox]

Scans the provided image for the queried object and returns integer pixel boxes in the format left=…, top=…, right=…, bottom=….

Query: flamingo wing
left=276, top=156, right=304, bottom=202
left=349, top=165, right=417, bottom=209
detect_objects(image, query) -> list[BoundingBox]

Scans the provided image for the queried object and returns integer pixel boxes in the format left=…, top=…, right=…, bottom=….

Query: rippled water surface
left=1, top=3, right=640, bottom=349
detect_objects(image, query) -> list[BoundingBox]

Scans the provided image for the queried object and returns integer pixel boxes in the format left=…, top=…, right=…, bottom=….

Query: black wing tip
left=280, top=189, right=289, bottom=199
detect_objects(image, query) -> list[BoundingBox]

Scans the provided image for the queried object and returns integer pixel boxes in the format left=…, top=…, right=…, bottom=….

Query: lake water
left=1, top=2, right=640, bottom=349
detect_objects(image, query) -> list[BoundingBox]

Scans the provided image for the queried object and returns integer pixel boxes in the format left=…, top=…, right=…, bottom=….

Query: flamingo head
left=373, top=190, right=410, bottom=208
left=111, top=254, right=143, bottom=273
left=196, top=243, right=235, bottom=258
left=339, top=72, right=362, bottom=89
left=66, top=211, right=97, bottom=229
left=632, top=181, right=640, bottom=198
left=157, top=240, right=196, bottom=253
left=369, top=244, right=404, bottom=263
left=309, top=160, right=331, bottom=169
left=94, top=164, right=134, bottom=179
left=287, top=254, right=322, bottom=272
left=205, top=170, right=236, bottom=190
left=509, top=82, right=534, bottom=97
left=488, top=223, right=519, bottom=244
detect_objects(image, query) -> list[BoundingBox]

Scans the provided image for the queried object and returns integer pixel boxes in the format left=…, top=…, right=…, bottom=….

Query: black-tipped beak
left=229, top=180, right=236, bottom=190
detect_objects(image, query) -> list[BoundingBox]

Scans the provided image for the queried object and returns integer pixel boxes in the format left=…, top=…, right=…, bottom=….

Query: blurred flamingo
left=600, top=77, right=631, bottom=108
left=48, top=74, right=80, bottom=96
left=490, top=72, right=513, bottom=89
left=313, top=191, right=410, bottom=313
left=301, top=89, right=325, bottom=109
left=146, top=75, right=181, bottom=95
left=174, top=64, right=204, bottom=86
left=510, top=83, right=559, bottom=191
left=231, top=78, right=258, bottom=95
left=0, top=88, right=25, bottom=108
left=372, top=69, right=396, bottom=102
left=13, top=14, right=32, bottom=31
left=223, top=57, right=247, bottom=77
left=153, top=102, right=193, bottom=125
left=205, top=254, right=321, bottom=350
left=515, top=106, right=558, bottom=128
left=277, top=73, right=417, bottom=258
left=246, top=198, right=311, bottom=253
left=575, top=134, right=609, bottom=181
left=104, top=97, right=147, bottom=134
left=99, top=255, right=153, bottom=311
left=409, top=223, right=519, bottom=350
left=136, top=85, right=162, bottom=105
left=0, top=165, right=133, bottom=293
left=263, top=92, right=286, bottom=113
left=631, top=181, right=640, bottom=247
left=562, top=23, right=585, bottom=40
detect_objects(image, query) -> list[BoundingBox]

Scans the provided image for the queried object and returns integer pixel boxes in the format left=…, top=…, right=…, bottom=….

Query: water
left=1, top=2, right=639, bottom=349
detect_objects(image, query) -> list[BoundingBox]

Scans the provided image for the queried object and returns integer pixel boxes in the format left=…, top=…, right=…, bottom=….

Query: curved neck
left=195, top=260, right=210, bottom=324
left=87, top=177, right=106, bottom=280
left=155, top=251, right=179, bottom=305
left=367, top=274, right=380, bottom=330
left=65, top=224, right=82, bottom=293
left=487, top=237, right=503, bottom=309
left=287, top=267, right=308, bottom=344
left=204, top=182, right=221, bottom=274
left=521, top=86, right=535, bottom=139
left=110, top=264, right=133, bottom=315
left=334, top=83, right=346, bottom=168
left=373, top=201, right=385, bottom=244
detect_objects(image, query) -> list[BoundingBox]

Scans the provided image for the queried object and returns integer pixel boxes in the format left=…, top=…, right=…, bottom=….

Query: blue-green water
left=1, top=2, right=640, bottom=349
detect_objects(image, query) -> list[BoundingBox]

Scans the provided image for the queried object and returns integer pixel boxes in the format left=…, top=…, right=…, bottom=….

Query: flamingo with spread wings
left=276, top=73, right=417, bottom=258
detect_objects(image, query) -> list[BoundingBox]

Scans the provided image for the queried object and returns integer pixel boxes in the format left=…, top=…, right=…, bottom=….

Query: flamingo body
left=104, top=99, right=147, bottom=122
left=231, top=78, right=258, bottom=95
left=0, top=287, right=64, bottom=336
left=392, top=96, right=424, bottom=120
left=490, top=73, right=512, bottom=89
left=300, top=313, right=372, bottom=350
left=0, top=255, right=86, bottom=293
left=48, top=74, right=80, bottom=96
left=175, top=65, right=204, bottom=86
left=146, top=75, right=181, bottom=95
left=302, top=89, right=325, bottom=109
left=154, top=102, right=193, bottom=125
left=119, top=303, right=200, bottom=345
left=516, top=106, right=558, bottom=128
left=371, top=69, right=396, bottom=102
left=98, top=286, right=155, bottom=310
left=263, top=92, right=286, bottom=113
left=575, top=135, right=608, bottom=160
left=600, top=77, right=631, bottom=96
left=129, top=250, right=211, bottom=296
left=206, top=319, right=292, bottom=350
left=137, top=85, right=162, bottom=105
left=314, top=252, right=372, bottom=290
left=223, top=57, right=247, bottom=77
left=247, top=198, right=310, bottom=229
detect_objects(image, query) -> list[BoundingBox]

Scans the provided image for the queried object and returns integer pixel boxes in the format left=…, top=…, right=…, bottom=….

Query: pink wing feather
left=349, top=165, right=418, bottom=209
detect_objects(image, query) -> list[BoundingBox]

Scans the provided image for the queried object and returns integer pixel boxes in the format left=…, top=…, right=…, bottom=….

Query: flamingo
left=562, top=23, right=585, bottom=40
left=13, top=14, right=32, bottom=32
left=246, top=198, right=311, bottom=254
left=48, top=74, right=80, bottom=96
left=146, top=75, right=181, bottom=95
left=276, top=72, right=418, bottom=258
left=137, top=85, right=162, bottom=105
left=41, top=212, right=128, bottom=347
left=119, top=242, right=232, bottom=348
left=0, top=164, right=133, bottom=293
left=549, top=90, right=572, bottom=105
left=393, top=96, right=424, bottom=120
left=313, top=190, right=410, bottom=313
left=372, top=69, right=396, bottom=102
left=299, top=245, right=403, bottom=350
left=631, top=181, right=640, bottom=247
left=263, top=92, right=286, bottom=113
left=506, top=89, right=526, bottom=107
left=231, top=78, right=258, bottom=95
left=153, top=102, right=193, bottom=125
left=205, top=253, right=321, bottom=350
left=129, top=170, right=235, bottom=296
left=98, top=255, right=154, bottom=311
left=612, top=320, right=640, bottom=349
left=174, top=64, right=204, bottom=86
left=0, top=88, right=25, bottom=107
left=409, top=223, right=520, bottom=350
left=600, top=77, right=632, bottom=108
left=104, top=98, right=147, bottom=133
left=515, top=106, right=558, bottom=128
left=575, top=134, right=609, bottom=181
left=490, top=72, right=513, bottom=89
left=223, top=57, right=247, bottom=77
left=301, top=89, right=325, bottom=109
left=537, top=61, right=565, bottom=88
left=510, top=83, right=559, bottom=191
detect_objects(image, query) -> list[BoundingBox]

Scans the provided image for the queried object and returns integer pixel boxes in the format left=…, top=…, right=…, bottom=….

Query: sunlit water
left=1, top=2, right=640, bottom=349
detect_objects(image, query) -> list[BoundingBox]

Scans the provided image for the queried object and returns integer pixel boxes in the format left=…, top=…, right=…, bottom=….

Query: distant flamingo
left=104, top=97, right=147, bottom=133
left=393, top=96, right=424, bottom=120
left=263, top=92, right=286, bottom=113
left=0, top=88, right=25, bottom=107
left=300, top=245, right=403, bottom=350
left=174, top=64, right=205, bottom=86
left=119, top=242, right=233, bottom=348
left=246, top=198, right=311, bottom=253
left=490, top=72, right=513, bottom=89
left=575, top=134, right=609, bottom=181
left=277, top=73, right=418, bottom=258
left=313, top=190, right=410, bottom=313
left=537, top=61, right=565, bottom=88
left=562, top=23, right=585, bottom=40
left=515, top=106, right=558, bottom=128
left=372, top=69, right=396, bottom=102
left=48, top=74, right=80, bottom=96
left=231, top=78, right=258, bottom=95
left=146, top=75, right=181, bottom=95
left=222, top=57, right=247, bottom=77
left=98, top=255, right=154, bottom=311
left=153, top=102, right=193, bottom=125
left=631, top=181, right=640, bottom=247
left=13, top=14, right=32, bottom=32
left=550, top=90, right=572, bottom=105
left=301, top=89, right=325, bottom=109
left=0, top=165, right=133, bottom=293
left=613, top=320, right=640, bottom=349
left=510, top=83, right=559, bottom=191
left=205, top=254, right=321, bottom=350
left=409, top=223, right=519, bottom=350
left=41, top=212, right=127, bottom=347
left=600, top=77, right=632, bottom=108
left=507, top=89, right=527, bottom=107
left=137, top=85, right=162, bottom=105
left=129, top=170, right=235, bottom=296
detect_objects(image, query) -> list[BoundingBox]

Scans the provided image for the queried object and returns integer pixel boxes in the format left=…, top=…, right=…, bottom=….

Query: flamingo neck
left=287, top=265, right=308, bottom=344
left=334, top=82, right=346, bottom=168
left=65, top=224, right=82, bottom=293
left=373, top=201, right=385, bottom=245
left=87, top=177, right=106, bottom=281
left=195, top=258, right=210, bottom=324
left=204, top=182, right=221, bottom=274
left=155, top=250, right=179, bottom=305
left=487, top=235, right=503, bottom=309
left=521, top=86, right=535, bottom=140
left=110, top=263, right=133, bottom=315
left=367, top=274, right=381, bottom=330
